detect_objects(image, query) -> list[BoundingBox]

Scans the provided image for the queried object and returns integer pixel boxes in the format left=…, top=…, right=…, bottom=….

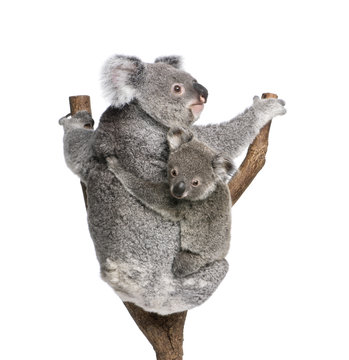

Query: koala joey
left=107, top=127, right=235, bottom=278
left=60, top=54, right=286, bottom=314
left=59, top=111, right=94, bottom=183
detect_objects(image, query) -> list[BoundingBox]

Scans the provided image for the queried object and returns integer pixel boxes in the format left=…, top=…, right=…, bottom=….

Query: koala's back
left=93, top=104, right=170, bottom=182
left=87, top=164, right=180, bottom=266
left=89, top=104, right=179, bottom=264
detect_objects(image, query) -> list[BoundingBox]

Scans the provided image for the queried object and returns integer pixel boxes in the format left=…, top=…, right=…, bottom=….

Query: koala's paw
left=167, top=126, right=194, bottom=151
left=168, top=126, right=193, bottom=140
left=252, top=96, right=286, bottom=121
left=74, top=111, right=95, bottom=129
left=72, top=110, right=92, bottom=120
left=172, top=251, right=203, bottom=278
left=58, top=113, right=71, bottom=126
left=59, top=111, right=94, bottom=128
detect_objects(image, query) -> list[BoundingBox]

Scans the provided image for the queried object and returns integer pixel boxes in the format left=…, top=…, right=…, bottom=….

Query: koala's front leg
left=192, top=95, right=286, bottom=158
left=172, top=251, right=207, bottom=278
left=59, top=111, right=95, bottom=181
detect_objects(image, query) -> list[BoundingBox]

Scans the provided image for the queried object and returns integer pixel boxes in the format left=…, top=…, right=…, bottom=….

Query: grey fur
left=60, top=54, right=286, bottom=315
left=155, top=56, right=183, bottom=69
left=59, top=111, right=94, bottom=183
left=106, top=127, right=234, bottom=278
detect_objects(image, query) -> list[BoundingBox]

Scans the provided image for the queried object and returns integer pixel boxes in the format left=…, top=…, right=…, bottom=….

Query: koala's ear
left=154, top=56, right=183, bottom=69
left=101, top=55, right=145, bottom=108
left=212, top=154, right=236, bottom=183
left=167, top=127, right=193, bottom=151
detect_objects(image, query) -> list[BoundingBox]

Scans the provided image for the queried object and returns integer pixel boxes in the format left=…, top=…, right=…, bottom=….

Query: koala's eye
left=172, top=84, right=185, bottom=95
left=191, top=179, right=200, bottom=187
left=171, top=169, right=178, bottom=177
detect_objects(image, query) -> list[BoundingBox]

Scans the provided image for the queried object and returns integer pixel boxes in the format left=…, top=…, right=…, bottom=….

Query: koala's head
left=59, top=111, right=94, bottom=130
left=167, top=128, right=235, bottom=201
left=101, top=54, right=208, bottom=127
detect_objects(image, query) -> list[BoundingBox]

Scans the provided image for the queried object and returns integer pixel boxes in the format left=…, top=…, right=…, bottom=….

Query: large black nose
left=193, top=82, right=208, bottom=103
left=172, top=181, right=186, bottom=198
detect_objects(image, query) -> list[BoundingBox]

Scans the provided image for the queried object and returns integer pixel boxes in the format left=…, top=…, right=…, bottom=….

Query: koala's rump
left=85, top=165, right=229, bottom=314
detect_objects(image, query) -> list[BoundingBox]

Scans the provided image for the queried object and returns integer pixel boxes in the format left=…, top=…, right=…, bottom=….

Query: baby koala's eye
left=191, top=179, right=200, bottom=187
left=171, top=169, right=178, bottom=177
left=172, top=83, right=185, bottom=95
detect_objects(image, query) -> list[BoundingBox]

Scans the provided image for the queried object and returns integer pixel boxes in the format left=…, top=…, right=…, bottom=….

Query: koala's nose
left=193, top=82, right=208, bottom=103
left=172, top=181, right=186, bottom=198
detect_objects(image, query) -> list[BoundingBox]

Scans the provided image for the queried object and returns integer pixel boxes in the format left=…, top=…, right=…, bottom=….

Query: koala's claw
left=59, top=111, right=95, bottom=128
left=58, top=113, right=71, bottom=126
left=253, top=95, right=287, bottom=119
left=253, top=95, right=286, bottom=106
left=74, top=111, right=95, bottom=127
left=73, top=110, right=92, bottom=120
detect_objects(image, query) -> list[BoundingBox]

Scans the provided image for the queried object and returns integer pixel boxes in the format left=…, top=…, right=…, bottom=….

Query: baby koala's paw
left=106, top=156, right=120, bottom=171
left=252, top=95, right=287, bottom=120
left=167, top=126, right=194, bottom=151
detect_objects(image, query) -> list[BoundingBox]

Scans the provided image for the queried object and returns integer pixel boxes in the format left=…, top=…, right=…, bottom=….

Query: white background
left=1, top=1, right=348, bottom=359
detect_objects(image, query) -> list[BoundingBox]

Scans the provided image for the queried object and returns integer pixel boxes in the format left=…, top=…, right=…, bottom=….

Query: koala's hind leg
left=174, top=259, right=229, bottom=310
left=172, top=250, right=207, bottom=278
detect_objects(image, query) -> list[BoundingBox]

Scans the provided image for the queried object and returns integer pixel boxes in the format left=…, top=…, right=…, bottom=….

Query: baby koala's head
left=167, top=127, right=235, bottom=201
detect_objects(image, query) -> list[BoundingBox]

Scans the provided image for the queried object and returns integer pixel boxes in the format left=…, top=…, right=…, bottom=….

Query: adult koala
left=62, top=55, right=286, bottom=315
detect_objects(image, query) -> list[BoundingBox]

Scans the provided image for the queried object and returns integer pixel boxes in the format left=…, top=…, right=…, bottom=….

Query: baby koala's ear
left=212, top=154, right=236, bottom=183
left=167, top=127, right=194, bottom=151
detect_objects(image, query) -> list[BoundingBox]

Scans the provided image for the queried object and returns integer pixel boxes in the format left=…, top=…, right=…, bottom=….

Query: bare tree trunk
left=124, top=302, right=187, bottom=360
left=67, top=92, right=278, bottom=359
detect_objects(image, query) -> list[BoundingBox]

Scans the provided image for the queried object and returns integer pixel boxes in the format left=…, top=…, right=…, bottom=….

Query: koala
left=107, top=127, right=235, bottom=278
left=59, top=111, right=94, bottom=183
left=60, top=54, right=286, bottom=315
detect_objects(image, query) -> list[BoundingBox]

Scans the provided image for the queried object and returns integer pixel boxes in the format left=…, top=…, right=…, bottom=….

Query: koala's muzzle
left=193, top=82, right=208, bottom=103
left=172, top=181, right=186, bottom=198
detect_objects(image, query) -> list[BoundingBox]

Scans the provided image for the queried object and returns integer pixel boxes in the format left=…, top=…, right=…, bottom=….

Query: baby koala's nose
left=172, top=181, right=186, bottom=198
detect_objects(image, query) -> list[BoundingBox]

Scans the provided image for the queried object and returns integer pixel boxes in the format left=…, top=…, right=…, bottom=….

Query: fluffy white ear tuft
left=167, top=127, right=193, bottom=151
left=101, top=55, right=144, bottom=108
left=212, top=154, right=236, bottom=183
left=155, top=56, right=183, bottom=69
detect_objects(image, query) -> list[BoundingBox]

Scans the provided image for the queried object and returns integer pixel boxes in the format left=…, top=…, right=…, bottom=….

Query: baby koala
left=59, top=111, right=94, bottom=183
left=107, top=127, right=235, bottom=277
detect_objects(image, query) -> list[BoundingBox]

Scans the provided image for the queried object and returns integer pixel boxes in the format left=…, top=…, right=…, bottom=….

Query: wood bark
left=68, top=92, right=277, bottom=359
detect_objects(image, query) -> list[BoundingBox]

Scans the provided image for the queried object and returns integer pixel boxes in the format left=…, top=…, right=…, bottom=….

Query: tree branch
left=229, top=93, right=277, bottom=206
